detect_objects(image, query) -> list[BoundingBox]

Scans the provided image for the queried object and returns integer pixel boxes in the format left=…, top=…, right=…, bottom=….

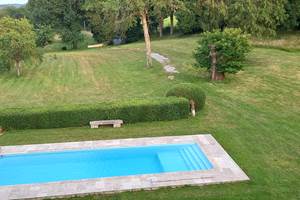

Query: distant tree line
left=0, top=0, right=299, bottom=71
left=1, top=0, right=299, bottom=42
left=176, top=0, right=300, bottom=36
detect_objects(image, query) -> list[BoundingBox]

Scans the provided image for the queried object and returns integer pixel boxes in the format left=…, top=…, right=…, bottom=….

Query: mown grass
left=0, top=48, right=176, bottom=108
left=0, top=35, right=299, bottom=200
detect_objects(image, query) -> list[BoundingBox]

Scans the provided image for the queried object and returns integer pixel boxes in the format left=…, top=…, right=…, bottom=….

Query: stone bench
left=90, top=120, right=123, bottom=128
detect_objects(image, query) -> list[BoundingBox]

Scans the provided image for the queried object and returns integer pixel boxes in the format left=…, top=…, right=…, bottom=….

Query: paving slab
left=151, top=53, right=179, bottom=74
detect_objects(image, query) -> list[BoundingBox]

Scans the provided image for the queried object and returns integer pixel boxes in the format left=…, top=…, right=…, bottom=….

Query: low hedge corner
left=166, top=83, right=206, bottom=111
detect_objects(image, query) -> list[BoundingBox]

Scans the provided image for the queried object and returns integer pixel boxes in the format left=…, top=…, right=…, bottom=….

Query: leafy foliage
left=194, top=28, right=251, bottom=74
left=0, top=97, right=189, bottom=130
left=166, top=83, right=206, bottom=111
left=35, top=25, right=53, bottom=47
left=176, top=8, right=202, bottom=34
left=281, top=0, right=300, bottom=30
left=0, top=54, right=13, bottom=72
left=84, top=0, right=118, bottom=43
left=27, top=0, right=85, bottom=49
left=125, top=18, right=143, bottom=43
left=176, top=0, right=289, bottom=37
left=0, top=6, right=28, bottom=19
left=0, top=17, right=37, bottom=76
left=176, top=0, right=227, bottom=34
left=85, top=0, right=149, bottom=39
left=227, top=0, right=287, bottom=36
left=27, top=0, right=57, bottom=26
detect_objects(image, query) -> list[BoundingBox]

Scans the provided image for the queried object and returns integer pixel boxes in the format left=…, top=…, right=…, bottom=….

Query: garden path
left=151, top=53, right=179, bottom=74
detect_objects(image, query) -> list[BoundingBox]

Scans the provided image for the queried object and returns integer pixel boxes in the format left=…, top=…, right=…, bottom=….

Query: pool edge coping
left=0, top=134, right=250, bottom=200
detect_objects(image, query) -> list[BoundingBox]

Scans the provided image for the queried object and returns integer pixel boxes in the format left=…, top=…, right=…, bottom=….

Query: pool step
left=180, top=149, right=198, bottom=170
left=190, top=145, right=213, bottom=169
left=157, top=152, right=187, bottom=172
left=157, top=145, right=213, bottom=172
left=179, top=145, right=212, bottom=170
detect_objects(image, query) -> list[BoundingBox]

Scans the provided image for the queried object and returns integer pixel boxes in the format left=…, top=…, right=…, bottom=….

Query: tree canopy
left=27, top=0, right=86, bottom=49
left=85, top=0, right=155, bottom=67
left=0, top=17, right=37, bottom=76
left=176, top=0, right=298, bottom=36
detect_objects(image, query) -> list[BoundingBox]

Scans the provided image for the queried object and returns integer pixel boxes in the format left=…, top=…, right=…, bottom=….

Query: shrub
left=166, top=83, right=206, bottom=111
left=194, top=28, right=251, bottom=76
left=0, top=97, right=189, bottom=130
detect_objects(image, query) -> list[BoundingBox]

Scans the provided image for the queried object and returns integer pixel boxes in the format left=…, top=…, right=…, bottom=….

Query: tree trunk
left=159, top=15, right=164, bottom=38
left=209, top=45, right=225, bottom=80
left=16, top=60, right=21, bottom=77
left=170, top=12, right=174, bottom=35
left=73, top=41, right=78, bottom=49
left=215, top=72, right=225, bottom=80
left=210, top=45, right=217, bottom=80
left=190, top=100, right=196, bottom=117
left=141, top=10, right=152, bottom=67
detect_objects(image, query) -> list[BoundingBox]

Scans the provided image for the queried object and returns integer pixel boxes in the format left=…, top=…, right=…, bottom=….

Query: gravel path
left=151, top=53, right=179, bottom=74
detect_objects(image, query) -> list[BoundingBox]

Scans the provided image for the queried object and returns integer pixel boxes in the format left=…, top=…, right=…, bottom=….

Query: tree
left=26, top=0, right=57, bottom=26
left=125, top=18, right=143, bottom=43
left=194, top=28, right=251, bottom=80
left=85, top=0, right=154, bottom=67
left=176, top=0, right=227, bottom=33
left=27, top=0, right=86, bottom=49
left=84, top=1, right=116, bottom=43
left=176, top=0, right=288, bottom=37
left=226, top=0, right=287, bottom=36
left=155, top=0, right=185, bottom=36
left=167, top=0, right=185, bottom=35
left=59, top=0, right=85, bottom=49
left=280, top=0, right=300, bottom=30
left=0, top=6, right=28, bottom=19
left=35, top=25, right=54, bottom=47
left=0, top=17, right=37, bottom=76
left=154, top=1, right=168, bottom=37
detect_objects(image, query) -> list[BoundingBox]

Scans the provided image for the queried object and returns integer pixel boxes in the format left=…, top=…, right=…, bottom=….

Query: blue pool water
left=0, top=143, right=213, bottom=186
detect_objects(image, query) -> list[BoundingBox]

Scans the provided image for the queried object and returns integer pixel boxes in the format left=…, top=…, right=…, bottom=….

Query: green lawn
left=0, top=47, right=173, bottom=108
left=0, top=35, right=299, bottom=199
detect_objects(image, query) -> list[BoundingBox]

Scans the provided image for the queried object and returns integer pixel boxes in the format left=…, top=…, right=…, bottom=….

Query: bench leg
left=91, top=125, right=99, bottom=129
left=113, top=124, right=122, bottom=128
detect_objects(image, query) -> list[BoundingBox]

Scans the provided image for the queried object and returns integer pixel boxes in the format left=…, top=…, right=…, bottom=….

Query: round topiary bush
left=166, top=83, right=206, bottom=114
left=194, top=28, right=251, bottom=80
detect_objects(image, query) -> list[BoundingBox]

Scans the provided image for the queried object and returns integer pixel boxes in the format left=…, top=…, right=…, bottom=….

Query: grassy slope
left=0, top=47, right=175, bottom=108
left=0, top=36, right=299, bottom=200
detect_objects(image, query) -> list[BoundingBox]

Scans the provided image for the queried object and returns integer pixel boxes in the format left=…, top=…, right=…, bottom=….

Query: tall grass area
left=251, top=31, right=300, bottom=51
left=0, top=34, right=299, bottom=200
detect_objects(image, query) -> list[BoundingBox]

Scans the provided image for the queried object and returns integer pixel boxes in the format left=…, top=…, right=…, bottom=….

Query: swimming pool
left=0, top=143, right=212, bottom=186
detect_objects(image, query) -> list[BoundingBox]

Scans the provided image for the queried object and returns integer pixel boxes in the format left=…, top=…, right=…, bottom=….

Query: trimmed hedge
left=0, top=97, right=189, bottom=130
left=166, top=83, right=206, bottom=111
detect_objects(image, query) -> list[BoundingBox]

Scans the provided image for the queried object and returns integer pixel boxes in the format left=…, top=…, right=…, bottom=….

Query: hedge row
left=0, top=97, right=189, bottom=130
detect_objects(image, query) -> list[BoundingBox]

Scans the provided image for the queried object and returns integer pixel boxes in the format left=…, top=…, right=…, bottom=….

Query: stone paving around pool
left=0, top=134, right=249, bottom=199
